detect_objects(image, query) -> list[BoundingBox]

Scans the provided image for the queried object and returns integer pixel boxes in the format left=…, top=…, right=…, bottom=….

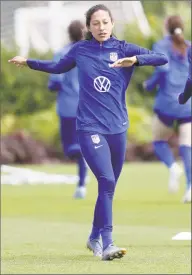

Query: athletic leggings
left=78, top=130, right=127, bottom=233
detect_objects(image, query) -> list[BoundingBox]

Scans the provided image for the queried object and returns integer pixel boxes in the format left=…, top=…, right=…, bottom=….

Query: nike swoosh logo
left=94, top=145, right=103, bottom=149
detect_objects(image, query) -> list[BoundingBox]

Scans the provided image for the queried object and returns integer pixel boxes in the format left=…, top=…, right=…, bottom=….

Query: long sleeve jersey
left=27, top=36, right=168, bottom=134
left=145, top=36, right=191, bottom=118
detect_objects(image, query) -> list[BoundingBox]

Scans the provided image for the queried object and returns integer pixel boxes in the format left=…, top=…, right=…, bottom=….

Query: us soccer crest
left=91, top=134, right=100, bottom=144
left=110, top=52, right=118, bottom=62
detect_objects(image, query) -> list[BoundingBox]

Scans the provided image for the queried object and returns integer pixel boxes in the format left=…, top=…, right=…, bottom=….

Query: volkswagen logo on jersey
left=94, top=76, right=111, bottom=93
left=110, top=52, right=118, bottom=62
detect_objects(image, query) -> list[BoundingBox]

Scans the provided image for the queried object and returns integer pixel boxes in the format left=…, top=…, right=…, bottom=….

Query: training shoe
left=87, top=238, right=102, bottom=257
left=102, top=244, right=127, bottom=261
left=73, top=186, right=86, bottom=199
left=168, top=163, right=183, bottom=193
left=182, top=186, right=191, bottom=203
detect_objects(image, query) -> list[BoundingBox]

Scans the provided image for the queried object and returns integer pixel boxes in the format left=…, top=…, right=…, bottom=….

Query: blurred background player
left=48, top=20, right=88, bottom=199
left=143, top=15, right=191, bottom=203
left=178, top=45, right=192, bottom=104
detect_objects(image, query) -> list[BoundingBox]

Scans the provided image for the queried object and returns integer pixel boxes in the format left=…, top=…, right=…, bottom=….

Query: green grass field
left=1, top=163, right=191, bottom=274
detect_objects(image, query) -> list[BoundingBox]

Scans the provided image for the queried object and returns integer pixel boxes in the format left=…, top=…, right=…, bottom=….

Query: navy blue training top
left=27, top=36, right=168, bottom=134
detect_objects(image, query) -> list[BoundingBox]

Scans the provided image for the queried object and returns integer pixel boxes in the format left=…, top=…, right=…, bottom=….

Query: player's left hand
left=109, top=56, right=138, bottom=68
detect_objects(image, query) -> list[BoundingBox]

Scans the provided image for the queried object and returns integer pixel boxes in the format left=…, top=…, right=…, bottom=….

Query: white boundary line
left=1, top=165, right=89, bottom=185
left=172, top=232, right=191, bottom=241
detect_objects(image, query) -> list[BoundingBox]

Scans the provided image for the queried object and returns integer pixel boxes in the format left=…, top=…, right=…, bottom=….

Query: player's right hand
left=109, top=56, right=137, bottom=68
left=8, top=56, right=27, bottom=68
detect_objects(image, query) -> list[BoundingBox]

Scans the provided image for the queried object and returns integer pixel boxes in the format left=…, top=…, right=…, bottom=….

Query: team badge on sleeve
left=110, top=52, right=118, bottom=62
left=91, top=134, right=100, bottom=144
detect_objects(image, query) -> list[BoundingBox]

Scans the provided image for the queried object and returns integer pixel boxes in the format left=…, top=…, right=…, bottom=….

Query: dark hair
left=166, top=15, right=184, bottom=34
left=85, top=4, right=113, bottom=40
left=68, top=20, right=85, bottom=42
left=166, top=15, right=185, bottom=44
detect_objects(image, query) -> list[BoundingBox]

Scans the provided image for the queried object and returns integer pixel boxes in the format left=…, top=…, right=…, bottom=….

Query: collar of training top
left=90, top=36, right=117, bottom=46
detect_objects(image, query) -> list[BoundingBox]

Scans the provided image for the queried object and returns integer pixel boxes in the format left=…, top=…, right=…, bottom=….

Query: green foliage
left=1, top=47, right=56, bottom=116
left=143, top=1, right=191, bottom=40
left=128, top=105, right=152, bottom=143
left=1, top=104, right=152, bottom=145
left=142, top=0, right=166, bottom=16
left=122, top=22, right=157, bottom=112
left=1, top=105, right=61, bottom=148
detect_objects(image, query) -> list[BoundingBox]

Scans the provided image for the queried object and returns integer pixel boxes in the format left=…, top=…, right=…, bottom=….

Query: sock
left=98, top=177, right=114, bottom=250
left=179, top=145, right=191, bottom=189
left=100, top=229, right=113, bottom=251
left=91, top=177, right=115, bottom=250
left=77, top=156, right=87, bottom=187
left=153, top=141, right=175, bottom=168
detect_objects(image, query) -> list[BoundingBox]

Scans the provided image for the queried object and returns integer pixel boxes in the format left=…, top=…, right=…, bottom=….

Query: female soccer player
left=178, top=45, right=192, bottom=104
left=48, top=20, right=88, bottom=199
left=8, top=4, right=168, bottom=261
left=143, top=16, right=191, bottom=203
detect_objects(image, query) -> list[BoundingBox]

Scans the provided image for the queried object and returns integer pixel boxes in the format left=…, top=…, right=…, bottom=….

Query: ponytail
left=85, top=31, right=93, bottom=40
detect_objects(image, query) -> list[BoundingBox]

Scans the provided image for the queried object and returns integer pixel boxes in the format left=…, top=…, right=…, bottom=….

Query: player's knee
left=67, top=144, right=82, bottom=159
left=179, top=123, right=191, bottom=147
left=68, top=151, right=82, bottom=160
left=153, top=130, right=170, bottom=141
left=152, top=115, right=172, bottom=141
left=98, top=176, right=116, bottom=197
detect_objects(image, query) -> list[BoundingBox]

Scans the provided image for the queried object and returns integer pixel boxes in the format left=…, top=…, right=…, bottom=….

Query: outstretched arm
left=109, top=42, right=168, bottom=68
left=131, top=44, right=168, bottom=67
left=143, top=72, right=161, bottom=91
left=8, top=43, right=78, bottom=74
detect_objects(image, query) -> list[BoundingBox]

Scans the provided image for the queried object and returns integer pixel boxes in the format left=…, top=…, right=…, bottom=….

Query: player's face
left=88, top=10, right=114, bottom=42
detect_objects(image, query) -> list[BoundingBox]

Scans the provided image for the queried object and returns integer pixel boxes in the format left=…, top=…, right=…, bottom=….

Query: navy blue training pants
left=77, top=131, right=127, bottom=233
left=59, top=116, right=81, bottom=158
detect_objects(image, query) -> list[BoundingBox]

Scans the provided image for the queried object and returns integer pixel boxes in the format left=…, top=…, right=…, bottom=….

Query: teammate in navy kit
left=48, top=20, right=88, bottom=199
left=178, top=45, right=192, bottom=104
left=143, top=16, right=191, bottom=203
left=9, top=4, right=168, bottom=261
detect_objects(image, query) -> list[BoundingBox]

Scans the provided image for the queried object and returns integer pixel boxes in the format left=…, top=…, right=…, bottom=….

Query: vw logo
left=94, top=76, right=111, bottom=93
